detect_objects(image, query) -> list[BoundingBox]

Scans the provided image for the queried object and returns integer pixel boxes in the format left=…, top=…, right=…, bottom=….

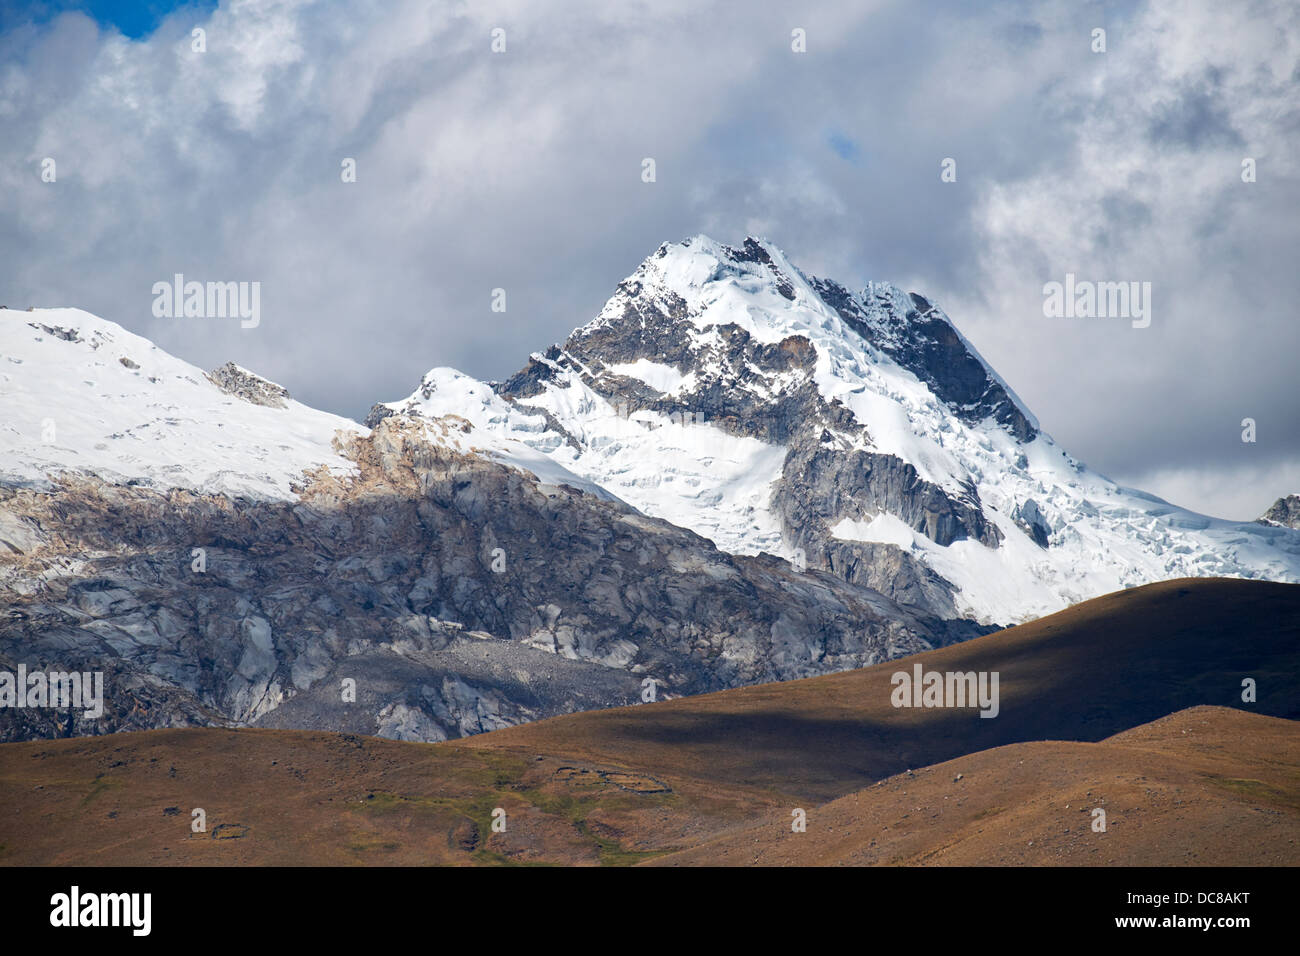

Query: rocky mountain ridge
left=1259, top=494, right=1300, bottom=530
left=374, top=235, right=1300, bottom=624
left=1, top=310, right=981, bottom=741
left=4, top=234, right=1298, bottom=742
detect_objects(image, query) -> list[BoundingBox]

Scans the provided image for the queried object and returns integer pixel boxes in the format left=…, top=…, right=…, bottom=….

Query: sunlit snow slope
left=0, top=308, right=363, bottom=499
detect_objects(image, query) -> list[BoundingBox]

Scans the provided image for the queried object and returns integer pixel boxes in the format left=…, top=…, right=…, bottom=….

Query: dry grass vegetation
left=2, top=578, right=1297, bottom=866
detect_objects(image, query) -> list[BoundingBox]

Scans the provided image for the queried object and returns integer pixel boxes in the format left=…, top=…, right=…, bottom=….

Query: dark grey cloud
left=1, top=0, right=1297, bottom=519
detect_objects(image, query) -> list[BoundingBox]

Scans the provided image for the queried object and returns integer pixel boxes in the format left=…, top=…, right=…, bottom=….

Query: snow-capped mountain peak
left=0, top=307, right=363, bottom=500
left=377, top=235, right=1300, bottom=625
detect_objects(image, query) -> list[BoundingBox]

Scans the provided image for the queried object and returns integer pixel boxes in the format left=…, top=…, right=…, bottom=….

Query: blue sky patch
left=1, top=0, right=216, bottom=39
left=827, top=130, right=861, bottom=163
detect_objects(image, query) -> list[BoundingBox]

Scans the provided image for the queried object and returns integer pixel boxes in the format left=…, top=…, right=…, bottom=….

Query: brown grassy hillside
left=1, top=578, right=1296, bottom=865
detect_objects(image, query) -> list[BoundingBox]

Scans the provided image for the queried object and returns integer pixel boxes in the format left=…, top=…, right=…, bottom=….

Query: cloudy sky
left=1, top=0, right=1297, bottom=519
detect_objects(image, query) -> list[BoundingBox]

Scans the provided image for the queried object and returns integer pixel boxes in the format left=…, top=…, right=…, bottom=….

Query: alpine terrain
left=2, top=235, right=1298, bottom=745
left=372, top=235, right=1300, bottom=624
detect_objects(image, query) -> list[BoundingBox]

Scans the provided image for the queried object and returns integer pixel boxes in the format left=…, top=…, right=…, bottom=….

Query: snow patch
left=606, top=359, right=695, bottom=395
left=0, top=307, right=362, bottom=500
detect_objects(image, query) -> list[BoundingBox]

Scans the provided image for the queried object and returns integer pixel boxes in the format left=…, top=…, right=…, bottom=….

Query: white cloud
left=1117, top=457, right=1300, bottom=521
left=1, top=0, right=1296, bottom=519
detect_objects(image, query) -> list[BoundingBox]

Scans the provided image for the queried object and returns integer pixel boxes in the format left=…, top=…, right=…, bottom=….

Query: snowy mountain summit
left=4, top=238, right=1297, bottom=632
left=0, top=308, right=361, bottom=499
left=1, top=299, right=977, bottom=742
left=3, top=239, right=1298, bottom=743
left=375, top=235, right=1300, bottom=624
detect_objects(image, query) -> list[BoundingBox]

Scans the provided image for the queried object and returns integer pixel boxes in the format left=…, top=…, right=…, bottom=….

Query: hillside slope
left=2, top=578, right=1295, bottom=865
left=649, top=706, right=1300, bottom=866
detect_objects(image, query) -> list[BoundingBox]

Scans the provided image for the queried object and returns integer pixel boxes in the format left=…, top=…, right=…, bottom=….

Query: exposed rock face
left=809, top=282, right=1037, bottom=443
left=26, top=321, right=82, bottom=343
left=819, top=539, right=963, bottom=620
left=1013, top=499, right=1052, bottom=549
left=205, top=362, right=291, bottom=408
left=475, top=236, right=1006, bottom=614
left=773, top=437, right=1000, bottom=550
left=1258, top=495, right=1300, bottom=530
left=0, top=417, right=985, bottom=742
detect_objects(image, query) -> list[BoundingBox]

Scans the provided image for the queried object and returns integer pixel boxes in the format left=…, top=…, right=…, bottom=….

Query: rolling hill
left=2, top=577, right=1296, bottom=866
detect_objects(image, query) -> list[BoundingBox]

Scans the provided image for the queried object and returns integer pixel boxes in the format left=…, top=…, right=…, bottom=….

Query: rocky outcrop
left=26, top=321, right=82, bottom=343
left=773, top=436, right=1001, bottom=550
left=0, top=417, right=986, bottom=742
left=818, top=540, right=963, bottom=621
left=1258, top=495, right=1300, bottom=530
left=206, top=362, right=290, bottom=408
left=1013, top=498, right=1052, bottom=548
left=810, top=280, right=1038, bottom=443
